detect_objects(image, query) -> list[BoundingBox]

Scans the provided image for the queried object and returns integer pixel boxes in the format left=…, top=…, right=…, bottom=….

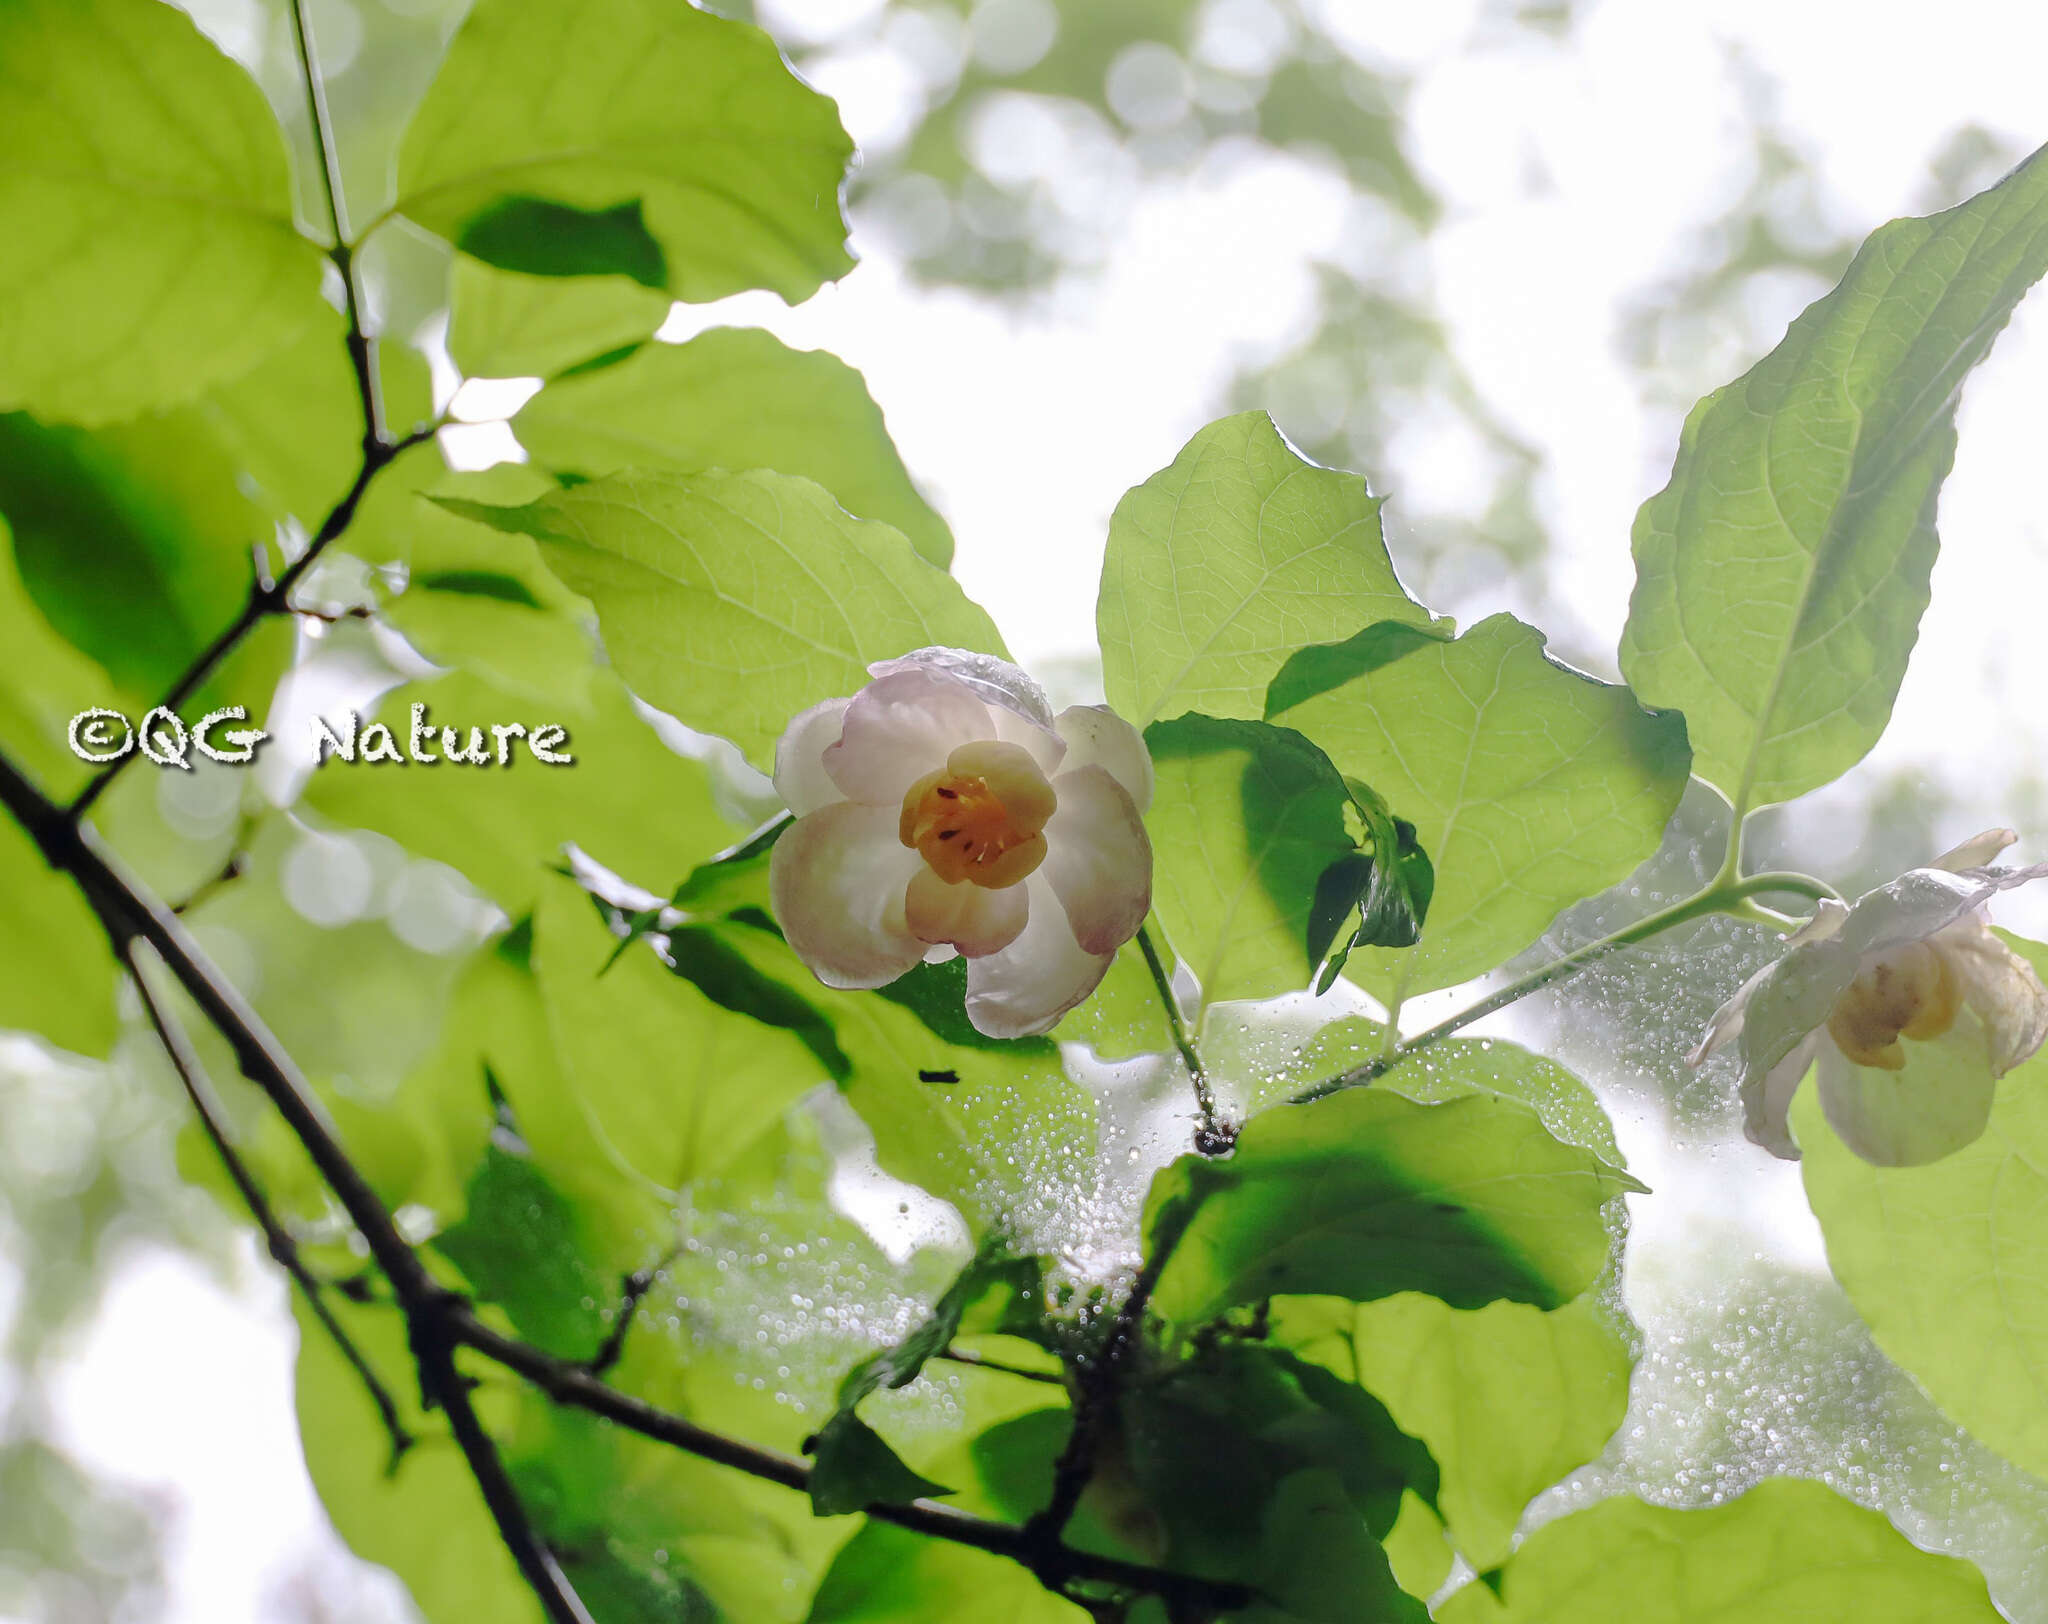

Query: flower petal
left=905, top=867, right=1030, bottom=958
left=1930, top=828, right=2018, bottom=872
left=1691, top=899, right=1850, bottom=1064
left=1742, top=1029, right=1821, bottom=1160
left=964, top=873, right=1115, bottom=1038
left=1814, top=1021, right=1997, bottom=1166
left=1833, top=863, right=2048, bottom=962
left=1043, top=765, right=1151, bottom=954
left=773, top=697, right=852, bottom=816
left=868, top=646, right=1056, bottom=730
left=1054, top=704, right=1154, bottom=813
left=869, top=646, right=1066, bottom=774
left=1934, top=921, right=2048, bottom=1075
left=823, top=667, right=994, bottom=805
left=769, top=802, right=925, bottom=989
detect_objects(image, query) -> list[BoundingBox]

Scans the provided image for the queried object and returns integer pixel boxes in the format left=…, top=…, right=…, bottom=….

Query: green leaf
left=1097, top=411, right=1441, bottom=728
left=1122, top=1343, right=1436, bottom=1578
left=515, top=327, right=954, bottom=566
left=1245, top=1470, right=1431, bottom=1624
left=302, top=665, right=735, bottom=916
left=442, top=468, right=1003, bottom=769
left=1310, top=782, right=1434, bottom=992
left=0, top=412, right=266, bottom=695
left=1143, top=715, right=1357, bottom=1008
left=458, top=197, right=668, bottom=290
left=0, top=0, right=328, bottom=426
left=293, top=1294, right=543, bottom=1624
left=1143, top=1087, right=1639, bottom=1327
left=875, top=956, right=1057, bottom=1058
left=532, top=886, right=828, bottom=1191
left=1276, top=1292, right=1632, bottom=1571
left=396, top=0, right=854, bottom=304
left=0, top=817, right=115, bottom=1057
left=1270, top=614, right=1689, bottom=1000
left=1798, top=930, right=2048, bottom=1479
left=447, top=253, right=673, bottom=381
left=805, top=1412, right=952, bottom=1517
left=661, top=925, right=851, bottom=1082
left=827, top=1247, right=1048, bottom=1421
left=1619, top=142, right=2048, bottom=813
left=805, top=1522, right=1087, bottom=1623
left=1434, top=1479, right=2004, bottom=1623
left=1263, top=620, right=1453, bottom=719
left=435, top=1141, right=612, bottom=1361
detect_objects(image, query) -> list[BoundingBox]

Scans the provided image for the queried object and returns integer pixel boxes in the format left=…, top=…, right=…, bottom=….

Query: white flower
left=768, top=647, right=1154, bottom=1039
left=1692, top=829, right=2048, bottom=1166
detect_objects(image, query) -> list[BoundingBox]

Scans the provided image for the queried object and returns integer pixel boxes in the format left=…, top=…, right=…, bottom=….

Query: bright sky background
left=27, top=2, right=2048, bottom=1619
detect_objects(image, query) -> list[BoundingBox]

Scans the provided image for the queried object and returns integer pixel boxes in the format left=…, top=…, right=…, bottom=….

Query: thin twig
left=934, top=1346, right=1065, bottom=1385
left=587, top=1246, right=678, bottom=1378
left=1134, top=926, right=1230, bottom=1153
left=125, top=940, right=414, bottom=1472
left=0, top=748, right=1251, bottom=1618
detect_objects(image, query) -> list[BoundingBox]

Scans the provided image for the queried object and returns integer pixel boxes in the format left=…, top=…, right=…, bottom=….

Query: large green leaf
left=1798, top=930, right=2048, bottom=1480
left=1121, top=1343, right=1435, bottom=1583
left=302, top=665, right=735, bottom=915
left=293, top=1294, right=543, bottom=1624
left=1435, top=1480, right=2003, bottom=1623
left=1142, top=715, right=1356, bottom=1009
left=531, top=887, right=825, bottom=1192
left=0, top=538, right=116, bottom=1054
left=447, top=253, right=673, bottom=380
left=0, top=0, right=328, bottom=425
left=0, top=412, right=268, bottom=696
left=514, top=327, right=954, bottom=566
left=1619, top=143, right=2048, bottom=813
left=1276, top=1292, right=1631, bottom=1571
left=395, top=0, right=854, bottom=305
left=805, top=1522, right=1085, bottom=1623
left=442, top=469, right=1003, bottom=769
left=1096, top=411, right=1439, bottom=728
left=1143, top=1086, right=1639, bottom=1327
left=1270, top=614, right=1689, bottom=1000
left=436, top=1141, right=613, bottom=1362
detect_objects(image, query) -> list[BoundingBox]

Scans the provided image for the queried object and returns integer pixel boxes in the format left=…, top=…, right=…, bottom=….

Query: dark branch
left=0, top=746, right=1251, bottom=1618
left=125, top=940, right=414, bottom=1472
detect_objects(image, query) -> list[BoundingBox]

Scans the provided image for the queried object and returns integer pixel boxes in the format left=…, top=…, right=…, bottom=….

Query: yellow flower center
left=1825, top=940, right=1964, bottom=1071
left=899, top=739, right=1056, bottom=890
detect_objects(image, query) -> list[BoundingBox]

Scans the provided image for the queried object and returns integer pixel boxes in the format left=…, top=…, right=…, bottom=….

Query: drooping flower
left=1691, top=829, right=2048, bottom=1166
left=769, top=647, right=1154, bottom=1039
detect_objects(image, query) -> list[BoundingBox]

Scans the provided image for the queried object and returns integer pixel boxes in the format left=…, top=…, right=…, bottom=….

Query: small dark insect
left=919, top=1068, right=960, bottom=1085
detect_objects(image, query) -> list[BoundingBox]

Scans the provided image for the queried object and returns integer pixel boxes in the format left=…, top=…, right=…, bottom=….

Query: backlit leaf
left=1620, top=142, right=2048, bottom=812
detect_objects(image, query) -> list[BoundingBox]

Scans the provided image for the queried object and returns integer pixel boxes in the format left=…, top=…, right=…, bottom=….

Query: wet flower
left=1691, top=829, right=2048, bottom=1165
left=769, top=647, right=1153, bottom=1038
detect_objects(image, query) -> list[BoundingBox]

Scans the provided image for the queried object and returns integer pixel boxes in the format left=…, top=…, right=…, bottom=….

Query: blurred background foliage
left=1, top=0, right=2041, bottom=1618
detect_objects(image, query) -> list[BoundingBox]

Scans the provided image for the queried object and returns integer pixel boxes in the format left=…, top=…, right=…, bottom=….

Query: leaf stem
left=1134, top=924, right=1225, bottom=1150
left=1289, top=866, right=1839, bottom=1105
